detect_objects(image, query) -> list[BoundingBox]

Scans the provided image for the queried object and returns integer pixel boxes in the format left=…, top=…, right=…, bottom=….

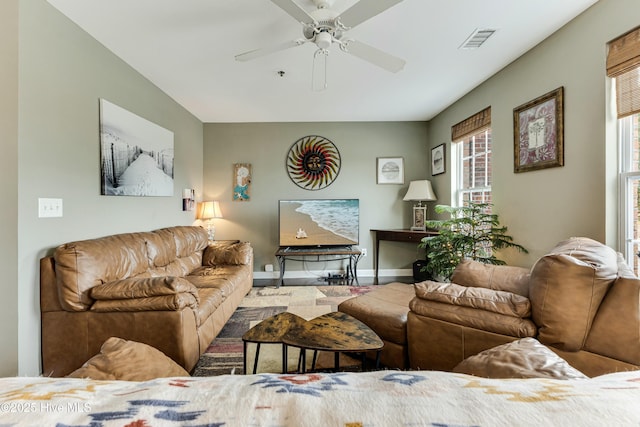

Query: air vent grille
left=460, top=29, right=496, bottom=49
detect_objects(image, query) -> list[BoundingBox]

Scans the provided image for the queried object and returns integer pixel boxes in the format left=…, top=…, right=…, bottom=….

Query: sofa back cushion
left=451, top=259, right=531, bottom=297
left=54, top=226, right=208, bottom=311
left=55, top=233, right=150, bottom=311
left=147, top=227, right=208, bottom=277
left=529, top=237, right=618, bottom=352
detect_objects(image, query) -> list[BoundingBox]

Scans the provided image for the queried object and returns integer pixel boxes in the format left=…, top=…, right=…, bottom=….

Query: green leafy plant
left=418, top=202, right=528, bottom=280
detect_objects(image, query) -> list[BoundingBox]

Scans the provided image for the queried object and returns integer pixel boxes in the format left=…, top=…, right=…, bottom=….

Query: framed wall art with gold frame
left=513, top=87, right=564, bottom=173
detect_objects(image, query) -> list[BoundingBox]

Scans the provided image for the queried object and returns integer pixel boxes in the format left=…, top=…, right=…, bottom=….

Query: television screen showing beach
left=279, top=199, right=359, bottom=247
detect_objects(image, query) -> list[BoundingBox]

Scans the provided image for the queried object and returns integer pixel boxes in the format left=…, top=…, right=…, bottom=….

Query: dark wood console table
left=371, top=229, right=438, bottom=283
left=275, top=246, right=362, bottom=287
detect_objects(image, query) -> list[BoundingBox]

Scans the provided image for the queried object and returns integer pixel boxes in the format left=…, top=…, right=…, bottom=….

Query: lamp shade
left=198, top=200, right=223, bottom=220
left=403, top=180, right=437, bottom=202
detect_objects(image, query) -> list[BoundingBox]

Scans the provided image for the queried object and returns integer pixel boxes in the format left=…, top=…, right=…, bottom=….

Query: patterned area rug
left=191, top=285, right=372, bottom=376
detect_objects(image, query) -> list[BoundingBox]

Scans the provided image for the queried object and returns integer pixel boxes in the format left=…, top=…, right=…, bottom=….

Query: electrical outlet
left=361, top=248, right=368, bottom=257
left=38, top=198, right=63, bottom=218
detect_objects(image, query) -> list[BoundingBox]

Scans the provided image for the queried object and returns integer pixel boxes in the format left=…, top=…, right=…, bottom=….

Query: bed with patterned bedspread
left=1, top=370, right=639, bottom=426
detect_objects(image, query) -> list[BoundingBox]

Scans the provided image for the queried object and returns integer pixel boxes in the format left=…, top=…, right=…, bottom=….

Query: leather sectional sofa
left=342, top=237, right=640, bottom=377
left=40, top=226, right=253, bottom=376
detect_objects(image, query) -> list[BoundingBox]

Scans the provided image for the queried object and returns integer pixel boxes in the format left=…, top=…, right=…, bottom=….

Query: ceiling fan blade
left=235, top=39, right=307, bottom=62
left=270, top=0, right=316, bottom=24
left=341, top=40, right=405, bottom=73
left=337, top=0, right=404, bottom=29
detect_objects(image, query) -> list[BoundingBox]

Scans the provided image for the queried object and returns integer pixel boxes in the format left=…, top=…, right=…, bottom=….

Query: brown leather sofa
left=408, top=237, right=640, bottom=377
left=40, top=226, right=253, bottom=377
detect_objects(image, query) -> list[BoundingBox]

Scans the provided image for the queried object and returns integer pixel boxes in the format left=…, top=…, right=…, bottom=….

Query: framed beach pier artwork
left=99, top=99, right=174, bottom=196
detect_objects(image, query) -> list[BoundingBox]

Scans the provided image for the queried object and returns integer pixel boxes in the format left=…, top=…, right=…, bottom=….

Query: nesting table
left=242, top=311, right=383, bottom=374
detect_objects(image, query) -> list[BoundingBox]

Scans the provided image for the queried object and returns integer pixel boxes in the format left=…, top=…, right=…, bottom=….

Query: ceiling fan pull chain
left=312, top=48, right=329, bottom=91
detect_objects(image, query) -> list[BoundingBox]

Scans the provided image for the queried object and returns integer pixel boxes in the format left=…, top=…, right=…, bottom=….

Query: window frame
left=619, top=114, right=640, bottom=273
left=453, top=128, right=492, bottom=207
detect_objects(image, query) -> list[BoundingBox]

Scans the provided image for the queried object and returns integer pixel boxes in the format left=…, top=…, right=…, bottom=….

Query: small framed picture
left=376, top=157, right=404, bottom=184
left=431, top=144, right=445, bottom=176
left=513, top=87, right=564, bottom=173
left=233, top=163, right=251, bottom=201
left=411, top=206, right=427, bottom=231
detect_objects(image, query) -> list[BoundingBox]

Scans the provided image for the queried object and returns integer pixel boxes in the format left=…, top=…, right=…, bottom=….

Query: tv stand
left=275, top=246, right=362, bottom=288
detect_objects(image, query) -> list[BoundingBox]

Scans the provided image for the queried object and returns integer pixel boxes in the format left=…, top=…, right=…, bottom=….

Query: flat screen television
left=279, top=199, right=359, bottom=248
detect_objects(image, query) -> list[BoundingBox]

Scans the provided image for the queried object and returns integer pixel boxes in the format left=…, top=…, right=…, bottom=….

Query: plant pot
left=412, top=260, right=430, bottom=282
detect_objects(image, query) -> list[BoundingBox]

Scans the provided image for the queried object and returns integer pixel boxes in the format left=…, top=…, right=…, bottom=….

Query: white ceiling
left=47, top=0, right=598, bottom=123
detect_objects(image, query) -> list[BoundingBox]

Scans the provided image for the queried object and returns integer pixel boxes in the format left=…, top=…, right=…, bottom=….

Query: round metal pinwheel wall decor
left=286, top=135, right=341, bottom=190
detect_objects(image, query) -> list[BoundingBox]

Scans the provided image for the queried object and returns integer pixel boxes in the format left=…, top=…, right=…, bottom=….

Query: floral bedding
left=1, top=370, right=639, bottom=426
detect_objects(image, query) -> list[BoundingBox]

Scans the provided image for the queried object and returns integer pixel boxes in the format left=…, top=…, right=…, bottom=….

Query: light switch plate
left=38, top=198, right=63, bottom=218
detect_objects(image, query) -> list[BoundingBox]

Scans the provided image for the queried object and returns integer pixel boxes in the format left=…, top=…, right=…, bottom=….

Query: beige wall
left=203, top=122, right=429, bottom=277
left=0, top=0, right=19, bottom=377
left=427, top=0, right=636, bottom=266
left=14, top=0, right=204, bottom=375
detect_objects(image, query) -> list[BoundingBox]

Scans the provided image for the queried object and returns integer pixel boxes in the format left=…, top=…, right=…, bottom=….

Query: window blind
left=607, top=26, right=640, bottom=118
left=451, top=107, right=491, bottom=142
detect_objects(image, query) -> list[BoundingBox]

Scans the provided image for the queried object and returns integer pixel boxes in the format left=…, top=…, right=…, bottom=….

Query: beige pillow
left=67, top=337, right=189, bottom=380
left=453, top=338, right=588, bottom=379
left=203, top=241, right=252, bottom=266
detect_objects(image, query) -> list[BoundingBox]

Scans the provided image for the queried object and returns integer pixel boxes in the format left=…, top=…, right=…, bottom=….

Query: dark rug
left=191, top=285, right=372, bottom=376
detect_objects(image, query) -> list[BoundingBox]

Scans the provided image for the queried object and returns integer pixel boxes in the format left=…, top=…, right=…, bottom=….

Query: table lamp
left=403, top=180, right=437, bottom=231
left=198, top=200, right=223, bottom=240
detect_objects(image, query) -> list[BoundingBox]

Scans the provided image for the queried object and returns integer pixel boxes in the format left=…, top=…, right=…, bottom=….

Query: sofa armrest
left=414, top=280, right=531, bottom=318
left=203, top=241, right=252, bottom=266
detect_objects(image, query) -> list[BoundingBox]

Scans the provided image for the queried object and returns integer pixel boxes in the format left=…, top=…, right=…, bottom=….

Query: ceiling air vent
left=459, top=28, right=497, bottom=50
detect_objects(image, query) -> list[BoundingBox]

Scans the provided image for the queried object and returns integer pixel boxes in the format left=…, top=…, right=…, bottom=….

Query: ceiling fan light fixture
left=315, top=31, right=333, bottom=49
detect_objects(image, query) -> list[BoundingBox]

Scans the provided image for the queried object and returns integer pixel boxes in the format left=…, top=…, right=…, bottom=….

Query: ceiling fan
left=235, top=0, right=406, bottom=90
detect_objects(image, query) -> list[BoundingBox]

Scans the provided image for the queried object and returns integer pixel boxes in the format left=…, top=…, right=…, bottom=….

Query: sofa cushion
left=414, top=280, right=531, bottom=318
left=91, top=276, right=199, bottom=302
left=169, top=226, right=209, bottom=258
left=529, top=237, right=618, bottom=352
left=67, top=337, right=189, bottom=380
left=90, top=293, right=199, bottom=312
left=451, top=259, right=531, bottom=298
left=143, top=229, right=177, bottom=268
left=54, top=233, right=149, bottom=311
left=409, top=297, right=537, bottom=338
left=203, top=241, right=252, bottom=266
left=453, top=337, right=588, bottom=379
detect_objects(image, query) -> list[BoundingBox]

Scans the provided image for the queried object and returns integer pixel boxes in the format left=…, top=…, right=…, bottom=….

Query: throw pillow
left=453, top=337, right=588, bottom=379
left=66, top=337, right=189, bottom=380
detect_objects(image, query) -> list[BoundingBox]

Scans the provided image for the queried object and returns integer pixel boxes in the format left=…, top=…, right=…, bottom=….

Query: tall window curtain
left=607, top=26, right=640, bottom=118
left=451, top=107, right=491, bottom=142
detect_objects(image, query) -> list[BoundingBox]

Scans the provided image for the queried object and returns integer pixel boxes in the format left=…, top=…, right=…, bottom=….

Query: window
left=451, top=107, right=492, bottom=207
left=608, top=26, right=640, bottom=273
left=619, top=114, right=640, bottom=274
left=457, top=128, right=492, bottom=206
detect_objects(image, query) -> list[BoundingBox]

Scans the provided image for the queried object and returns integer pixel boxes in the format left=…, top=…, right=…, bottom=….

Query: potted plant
left=418, top=202, right=528, bottom=281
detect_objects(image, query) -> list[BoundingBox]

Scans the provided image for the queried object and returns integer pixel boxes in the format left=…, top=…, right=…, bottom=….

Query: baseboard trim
left=252, top=268, right=413, bottom=280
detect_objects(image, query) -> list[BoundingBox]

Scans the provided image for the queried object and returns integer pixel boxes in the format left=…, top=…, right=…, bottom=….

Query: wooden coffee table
left=242, top=311, right=307, bottom=374
left=282, top=311, right=384, bottom=373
